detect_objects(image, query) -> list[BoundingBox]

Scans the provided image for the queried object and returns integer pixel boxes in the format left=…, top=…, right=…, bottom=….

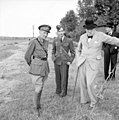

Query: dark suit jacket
left=103, top=32, right=119, bottom=54
left=52, top=36, right=75, bottom=65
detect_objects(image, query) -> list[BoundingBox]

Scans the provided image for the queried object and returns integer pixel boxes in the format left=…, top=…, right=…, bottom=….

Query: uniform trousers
left=30, top=74, right=47, bottom=93
left=78, top=60, right=98, bottom=105
left=30, top=74, right=47, bottom=107
left=54, top=63, right=69, bottom=95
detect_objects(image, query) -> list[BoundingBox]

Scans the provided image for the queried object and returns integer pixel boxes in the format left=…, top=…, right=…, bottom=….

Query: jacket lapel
left=62, top=36, right=67, bottom=44
left=84, top=35, right=89, bottom=47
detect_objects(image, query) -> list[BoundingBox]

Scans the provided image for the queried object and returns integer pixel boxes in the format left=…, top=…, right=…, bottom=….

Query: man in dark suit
left=103, top=22, right=119, bottom=80
left=52, top=25, right=75, bottom=97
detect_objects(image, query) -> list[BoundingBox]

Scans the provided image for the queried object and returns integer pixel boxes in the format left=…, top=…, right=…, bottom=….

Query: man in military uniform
left=52, top=25, right=75, bottom=97
left=25, top=24, right=51, bottom=116
left=103, top=22, right=119, bottom=80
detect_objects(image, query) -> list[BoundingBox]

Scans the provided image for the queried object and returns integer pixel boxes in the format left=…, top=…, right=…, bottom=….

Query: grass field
left=0, top=39, right=119, bottom=120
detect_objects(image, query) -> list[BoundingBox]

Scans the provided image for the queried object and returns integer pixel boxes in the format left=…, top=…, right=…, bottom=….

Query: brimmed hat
left=38, top=25, right=51, bottom=33
left=105, top=22, right=114, bottom=28
left=83, top=19, right=97, bottom=30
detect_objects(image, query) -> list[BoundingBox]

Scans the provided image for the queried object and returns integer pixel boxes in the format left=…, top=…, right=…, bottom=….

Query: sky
left=0, top=0, right=78, bottom=37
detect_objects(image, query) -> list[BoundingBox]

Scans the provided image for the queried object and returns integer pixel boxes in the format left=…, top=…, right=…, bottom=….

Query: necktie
left=60, top=38, right=63, bottom=42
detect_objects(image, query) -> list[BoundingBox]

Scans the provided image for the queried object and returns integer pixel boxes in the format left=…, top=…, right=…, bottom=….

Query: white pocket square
left=94, top=41, right=98, bottom=43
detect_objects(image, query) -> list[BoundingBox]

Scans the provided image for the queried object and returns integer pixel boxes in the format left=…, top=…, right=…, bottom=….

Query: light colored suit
left=76, top=31, right=119, bottom=105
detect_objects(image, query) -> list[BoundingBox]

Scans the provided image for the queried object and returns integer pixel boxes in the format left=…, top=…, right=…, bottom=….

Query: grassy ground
left=0, top=40, right=119, bottom=120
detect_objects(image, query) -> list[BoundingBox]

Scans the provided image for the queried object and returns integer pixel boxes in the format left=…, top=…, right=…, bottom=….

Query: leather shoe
left=59, top=92, right=66, bottom=97
left=88, top=103, right=95, bottom=110
left=97, top=94, right=104, bottom=100
left=56, top=92, right=61, bottom=96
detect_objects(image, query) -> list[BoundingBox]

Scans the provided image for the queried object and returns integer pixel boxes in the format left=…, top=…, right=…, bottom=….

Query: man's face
left=39, top=30, right=48, bottom=39
left=57, top=31, right=64, bottom=38
left=85, top=29, right=95, bottom=36
left=106, top=27, right=112, bottom=33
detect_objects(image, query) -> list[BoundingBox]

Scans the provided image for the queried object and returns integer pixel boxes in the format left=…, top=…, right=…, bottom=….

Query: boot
left=36, top=90, right=42, bottom=110
left=36, top=90, right=42, bottom=117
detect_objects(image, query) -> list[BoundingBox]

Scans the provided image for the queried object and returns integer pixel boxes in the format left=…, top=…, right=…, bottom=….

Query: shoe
left=37, top=104, right=41, bottom=110
left=97, top=94, right=104, bottom=100
left=88, top=104, right=95, bottom=110
left=36, top=104, right=42, bottom=117
left=81, top=101, right=90, bottom=105
left=36, top=108, right=41, bottom=117
left=60, top=92, right=66, bottom=97
left=111, top=77, right=115, bottom=81
left=88, top=106, right=93, bottom=110
left=56, top=91, right=61, bottom=95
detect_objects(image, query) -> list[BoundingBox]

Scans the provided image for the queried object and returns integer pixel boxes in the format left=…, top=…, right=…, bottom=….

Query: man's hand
left=67, top=62, right=71, bottom=65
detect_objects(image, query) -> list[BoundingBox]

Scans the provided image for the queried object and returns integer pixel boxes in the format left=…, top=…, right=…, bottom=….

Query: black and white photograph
left=0, top=0, right=119, bottom=120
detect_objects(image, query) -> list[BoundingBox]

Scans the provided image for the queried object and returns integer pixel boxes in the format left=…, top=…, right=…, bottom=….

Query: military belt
left=33, top=56, right=47, bottom=61
left=40, top=58, right=47, bottom=61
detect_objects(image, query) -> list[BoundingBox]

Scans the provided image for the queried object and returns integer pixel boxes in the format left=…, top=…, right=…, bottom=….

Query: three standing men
left=52, top=25, right=75, bottom=97
left=103, top=22, right=119, bottom=80
left=76, top=19, right=119, bottom=109
left=25, top=25, right=51, bottom=115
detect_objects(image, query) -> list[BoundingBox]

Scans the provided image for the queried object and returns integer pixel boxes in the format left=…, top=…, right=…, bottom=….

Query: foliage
left=77, top=0, right=97, bottom=21
left=74, top=0, right=97, bottom=42
left=95, top=0, right=119, bottom=29
left=60, top=10, right=78, bottom=34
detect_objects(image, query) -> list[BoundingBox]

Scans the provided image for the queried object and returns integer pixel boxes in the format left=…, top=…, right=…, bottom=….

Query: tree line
left=60, top=0, right=119, bottom=42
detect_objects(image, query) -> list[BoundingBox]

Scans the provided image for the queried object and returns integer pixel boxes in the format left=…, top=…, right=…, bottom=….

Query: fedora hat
left=83, top=19, right=97, bottom=30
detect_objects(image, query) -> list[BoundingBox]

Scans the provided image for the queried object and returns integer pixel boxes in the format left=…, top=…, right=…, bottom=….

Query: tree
left=77, top=0, right=96, bottom=21
left=95, top=0, right=119, bottom=31
left=60, top=10, right=78, bottom=36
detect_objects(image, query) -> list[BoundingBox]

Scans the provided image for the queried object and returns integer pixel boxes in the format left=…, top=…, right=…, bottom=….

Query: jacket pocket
left=29, top=58, right=44, bottom=76
left=63, top=43, right=69, bottom=47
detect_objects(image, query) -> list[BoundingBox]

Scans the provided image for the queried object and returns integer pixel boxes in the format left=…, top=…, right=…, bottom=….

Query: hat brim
left=40, top=29, right=50, bottom=33
left=83, top=24, right=97, bottom=30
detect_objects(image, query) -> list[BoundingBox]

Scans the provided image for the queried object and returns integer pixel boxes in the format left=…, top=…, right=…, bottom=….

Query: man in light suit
left=76, top=19, right=119, bottom=109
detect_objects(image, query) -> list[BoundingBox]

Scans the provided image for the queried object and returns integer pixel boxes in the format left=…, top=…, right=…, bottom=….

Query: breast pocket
left=63, top=42, right=69, bottom=47
left=29, top=58, right=44, bottom=76
left=93, top=41, right=101, bottom=47
left=55, top=42, right=60, bottom=46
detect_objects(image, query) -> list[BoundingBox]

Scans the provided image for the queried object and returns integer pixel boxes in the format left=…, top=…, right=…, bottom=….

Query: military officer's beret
left=38, top=25, right=51, bottom=33
left=56, top=25, right=64, bottom=32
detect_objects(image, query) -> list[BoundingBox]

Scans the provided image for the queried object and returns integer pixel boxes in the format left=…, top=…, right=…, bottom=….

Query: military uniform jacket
left=103, top=32, right=119, bottom=54
left=52, top=36, right=75, bottom=65
left=76, top=31, right=119, bottom=70
left=25, top=37, right=49, bottom=76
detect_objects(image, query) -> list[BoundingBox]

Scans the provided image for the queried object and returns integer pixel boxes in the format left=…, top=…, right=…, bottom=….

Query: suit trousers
left=104, top=48, right=117, bottom=80
left=54, top=63, right=69, bottom=95
left=78, top=60, right=98, bottom=105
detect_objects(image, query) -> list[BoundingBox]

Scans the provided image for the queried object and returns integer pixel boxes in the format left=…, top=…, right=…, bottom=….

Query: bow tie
left=87, top=36, right=93, bottom=39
